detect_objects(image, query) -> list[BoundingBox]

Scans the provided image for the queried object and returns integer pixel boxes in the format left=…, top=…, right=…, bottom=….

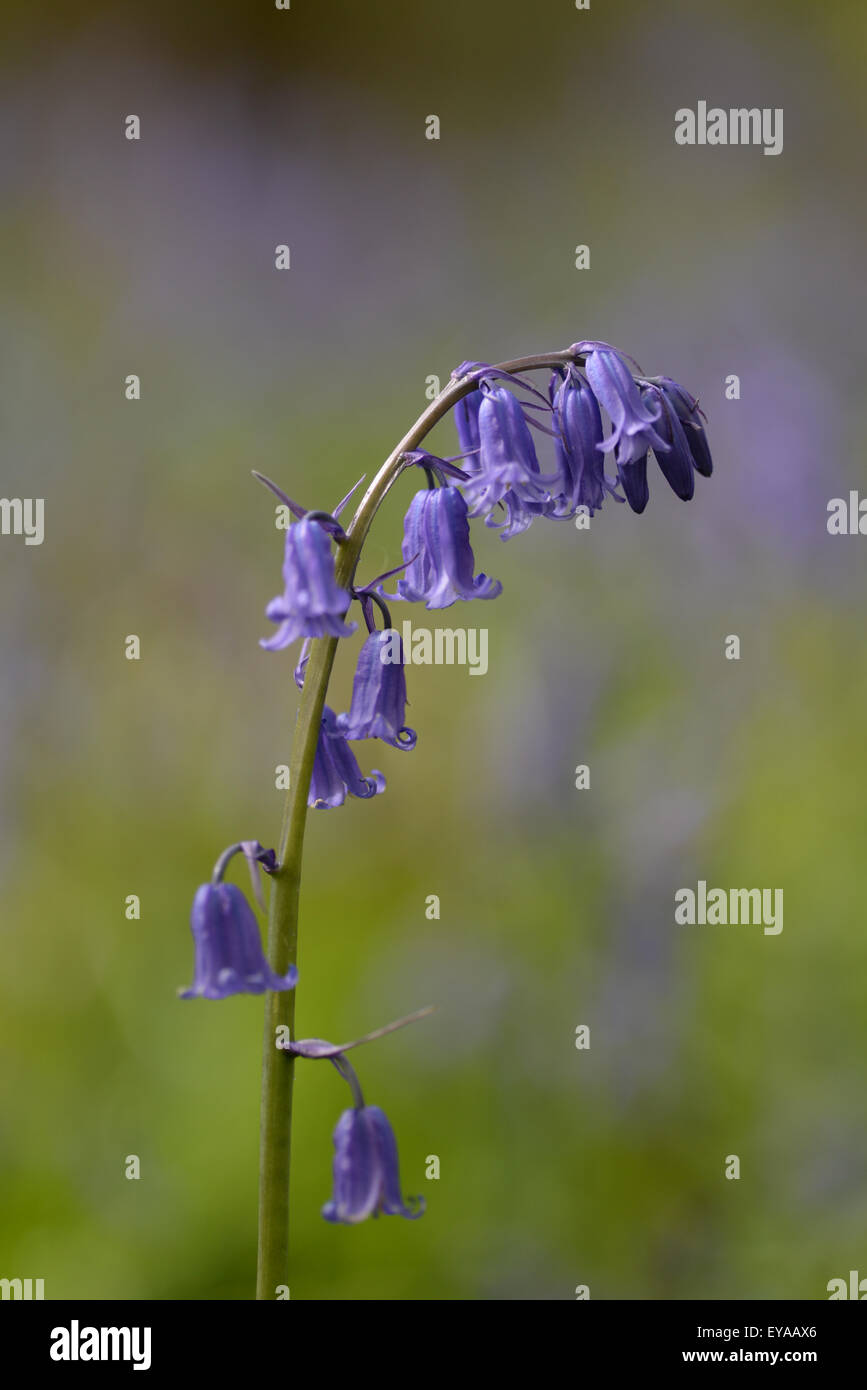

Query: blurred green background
left=2, top=0, right=866, bottom=1300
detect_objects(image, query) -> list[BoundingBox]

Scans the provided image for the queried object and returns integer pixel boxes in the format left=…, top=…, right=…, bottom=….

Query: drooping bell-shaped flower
left=336, top=630, right=417, bottom=749
left=180, top=848, right=297, bottom=1000
left=462, top=386, right=552, bottom=521
left=322, top=1105, right=424, bottom=1225
left=454, top=388, right=484, bottom=472
left=277, top=1009, right=431, bottom=1224
left=649, top=376, right=713, bottom=477
left=552, top=370, right=609, bottom=515
left=577, top=341, right=669, bottom=467
left=385, top=486, right=502, bottom=609
left=261, top=517, right=356, bottom=651
left=309, top=706, right=386, bottom=809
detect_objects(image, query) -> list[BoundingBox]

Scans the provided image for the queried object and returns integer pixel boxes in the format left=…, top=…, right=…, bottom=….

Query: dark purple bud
left=644, top=386, right=695, bottom=501
left=616, top=453, right=650, bottom=514
left=336, top=630, right=417, bottom=750
left=309, top=706, right=386, bottom=809
left=261, top=518, right=357, bottom=651
left=580, top=343, right=669, bottom=467
left=322, top=1105, right=424, bottom=1225
left=180, top=882, right=297, bottom=1000
left=385, top=487, right=501, bottom=609
left=651, top=377, right=713, bottom=477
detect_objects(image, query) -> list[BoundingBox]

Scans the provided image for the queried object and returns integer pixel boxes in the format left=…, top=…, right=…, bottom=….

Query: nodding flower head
left=322, top=1104, right=424, bottom=1225
left=577, top=342, right=669, bottom=467
left=336, top=629, right=417, bottom=750
left=180, top=843, right=297, bottom=1000
left=385, top=486, right=502, bottom=609
left=310, top=706, right=386, bottom=809
left=261, top=517, right=356, bottom=651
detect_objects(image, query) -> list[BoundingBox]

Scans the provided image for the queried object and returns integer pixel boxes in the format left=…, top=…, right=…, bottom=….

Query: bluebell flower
left=322, top=1105, right=424, bottom=1224
left=310, top=706, right=386, bottom=809
left=650, top=377, right=713, bottom=477
left=453, top=388, right=484, bottom=472
left=462, top=386, right=552, bottom=524
left=261, top=517, right=356, bottom=651
left=336, top=630, right=417, bottom=749
left=577, top=341, right=669, bottom=467
left=552, top=370, right=610, bottom=515
left=280, top=1012, right=432, bottom=1226
left=385, top=486, right=502, bottom=609
left=180, top=881, right=297, bottom=1000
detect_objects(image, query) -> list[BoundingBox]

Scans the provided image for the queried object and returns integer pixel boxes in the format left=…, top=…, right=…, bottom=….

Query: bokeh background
left=2, top=0, right=866, bottom=1300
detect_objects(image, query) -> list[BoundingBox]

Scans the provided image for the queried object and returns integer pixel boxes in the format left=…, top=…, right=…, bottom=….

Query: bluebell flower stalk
left=251, top=343, right=712, bottom=1297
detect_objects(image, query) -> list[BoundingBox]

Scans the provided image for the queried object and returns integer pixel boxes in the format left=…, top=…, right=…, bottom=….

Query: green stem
left=255, top=347, right=581, bottom=1298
